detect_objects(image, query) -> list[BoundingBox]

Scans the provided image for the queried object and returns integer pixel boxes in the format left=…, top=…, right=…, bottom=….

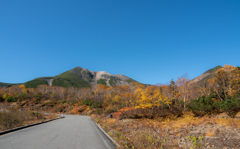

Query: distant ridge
left=0, top=65, right=227, bottom=88
left=191, top=65, right=222, bottom=84
left=0, top=82, right=15, bottom=88
left=11, top=67, right=138, bottom=88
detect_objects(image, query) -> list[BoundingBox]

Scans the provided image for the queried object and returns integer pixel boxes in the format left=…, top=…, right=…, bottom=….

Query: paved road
left=0, top=115, right=116, bottom=149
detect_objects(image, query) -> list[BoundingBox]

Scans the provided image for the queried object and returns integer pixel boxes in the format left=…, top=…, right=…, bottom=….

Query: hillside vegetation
left=52, top=68, right=91, bottom=88
left=25, top=78, right=49, bottom=88
left=6, top=67, right=137, bottom=88
left=0, top=82, right=16, bottom=88
left=1, top=64, right=240, bottom=148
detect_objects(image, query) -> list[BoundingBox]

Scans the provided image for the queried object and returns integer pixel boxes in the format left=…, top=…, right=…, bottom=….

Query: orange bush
left=113, top=107, right=134, bottom=118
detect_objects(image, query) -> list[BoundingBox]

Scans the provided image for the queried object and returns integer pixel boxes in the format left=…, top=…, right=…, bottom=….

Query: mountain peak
left=22, top=67, right=137, bottom=88
left=191, top=65, right=222, bottom=84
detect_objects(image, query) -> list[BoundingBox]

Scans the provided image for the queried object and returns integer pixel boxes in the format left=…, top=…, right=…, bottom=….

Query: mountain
left=24, top=67, right=137, bottom=88
left=191, top=65, right=222, bottom=84
left=0, top=82, right=15, bottom=88
left=2, top=65, right=224, bottom=89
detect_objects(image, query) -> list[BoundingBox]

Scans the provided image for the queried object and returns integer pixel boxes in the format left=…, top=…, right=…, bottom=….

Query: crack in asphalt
left=42, top=133, right=60, bottom=149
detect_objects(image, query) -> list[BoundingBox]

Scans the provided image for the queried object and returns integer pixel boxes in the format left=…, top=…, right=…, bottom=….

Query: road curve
left=0, top=115, right=116, bottom=149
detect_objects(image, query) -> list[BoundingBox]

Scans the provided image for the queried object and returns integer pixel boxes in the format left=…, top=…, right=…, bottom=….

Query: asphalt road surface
left=0, top=115, right=116, bottom=149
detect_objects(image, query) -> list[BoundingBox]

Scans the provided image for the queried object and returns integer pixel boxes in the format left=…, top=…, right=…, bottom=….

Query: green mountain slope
left=0, top=65, right=227, bottom=89
left=0, top=82, right=14, bottom=88
left=22, top=67, right=137, bottom=88
left=24, top=78, right=49, bottom=88
left=52, top=67, right=91, bottom=88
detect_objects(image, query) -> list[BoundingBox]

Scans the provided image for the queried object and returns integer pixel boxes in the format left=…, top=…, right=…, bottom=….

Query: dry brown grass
left=91, top=112, right=240, bottom=149
left=43, top=99, right=51, bottom=104
left=91, top=113, right=204, bottom=148
left=161, top=112, right=240, bottom=130
left=216, top=118, right=240, bottom=128
left=102, top=118, right=117, bottom=125
left=205, top=131, right=215, bottom=137
left=0, top=109, right=58, bottom=131
left=92, top=115, right=170, bottom=149
left=160, top=112, right=202, bottom=130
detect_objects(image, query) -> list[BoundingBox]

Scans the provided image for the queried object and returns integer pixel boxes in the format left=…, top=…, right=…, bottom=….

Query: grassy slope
left=52, top=68, right=90, bottom=88
left=23, top=67, right=90, bottom=88
left=23, top=68, right=136, bottom=88
left=24, top=78, right=49, bottom=88
left=0, top=82, right=14, bottom=87
left=2, top=67, right=140, bottom=88
left=126, top=77, right=148, bottom=86
left=126, top=78, right=137, bottom=83
left=97, top=79, right=107, bottom=85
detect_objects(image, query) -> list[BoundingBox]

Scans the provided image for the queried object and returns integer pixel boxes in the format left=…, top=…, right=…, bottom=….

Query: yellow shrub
left=70, top=108, right=80, bottom=114
left=2, top=93, right=8, bottom=99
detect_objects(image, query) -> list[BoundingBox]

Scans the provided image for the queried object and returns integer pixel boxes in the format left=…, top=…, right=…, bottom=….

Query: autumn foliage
left=0, top=64, right=240, bottom=118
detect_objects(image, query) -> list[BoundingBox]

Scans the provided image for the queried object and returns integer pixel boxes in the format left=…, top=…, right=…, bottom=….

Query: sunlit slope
left=23, top=67, right=137, bottom=88
left=191, top=65, right=223, bottom=84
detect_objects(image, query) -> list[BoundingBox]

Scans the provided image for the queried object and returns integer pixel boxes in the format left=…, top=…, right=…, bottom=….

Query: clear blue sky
left=1, top=0, right=240, bottom=85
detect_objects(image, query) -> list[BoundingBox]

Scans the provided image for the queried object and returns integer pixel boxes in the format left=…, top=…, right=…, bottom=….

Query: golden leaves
left=134, top=86, right=170, bottom=109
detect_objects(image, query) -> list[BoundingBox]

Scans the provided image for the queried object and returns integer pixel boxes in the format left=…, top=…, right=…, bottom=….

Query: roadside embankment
left=0, top=110, right=63, bottom=135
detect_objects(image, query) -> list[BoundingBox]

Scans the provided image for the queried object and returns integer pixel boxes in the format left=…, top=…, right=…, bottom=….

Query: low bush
left=217, top=98, right=240, bottom=112
left=30, top=111, right=43, bottom=118
left=187, top=96, right=217, bottom=116
left=69, top=100, right=77, bottom=105
left=55, top=105, right=65, bottom=112
left=118, top=105, right=123, bottom=109
left=96, top=108, right=102, bottom=115
left=0, top=109, right=51, bottom=130
left=122, top=106, right=177, bottom=119
left=17, top=93, right=30, bottom=102
left=188, top=96, right=240, bottom=116
left=82, top=98, right=102, bottom=109
left=91, top=101, right=103, bottom=109
left=60, top=99, right=67, bottom=104
left=0, top=111, right=23, bottom=129
left=34, top=92, right=42, bottom=100
left=5, top=96, right=17, bottom=102
left=83, top=99, right=93, bottom=106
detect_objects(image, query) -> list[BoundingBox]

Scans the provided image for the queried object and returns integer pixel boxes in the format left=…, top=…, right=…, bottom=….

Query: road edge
left=93, top=120, right=121, bottom=148
left=0, top=117, right=63, bottom=136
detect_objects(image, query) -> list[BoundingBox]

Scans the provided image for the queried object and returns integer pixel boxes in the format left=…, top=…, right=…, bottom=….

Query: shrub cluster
left=0, top=109, right=44, bottom=130
left=82, top=99, right=103, bottom=109
left=60, top=99, right=67, bottom=104
left=187, top=95, right=240, bottom=116
left=6, top=96, right=17, bottom=102
left=16, top=93, right=29, bottom=102
left=0, top=111, right=23, bottom=129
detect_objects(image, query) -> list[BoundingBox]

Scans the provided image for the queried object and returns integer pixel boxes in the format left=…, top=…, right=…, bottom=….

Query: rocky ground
left=91, top=113, right=240, bottom=149
left=173, top=121, right=240, bottom=148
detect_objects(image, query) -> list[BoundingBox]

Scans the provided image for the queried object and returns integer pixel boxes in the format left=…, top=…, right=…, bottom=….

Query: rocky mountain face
left=191, top=65, right=222, bottom=84
left=23, top=67, right=137, bottom=88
